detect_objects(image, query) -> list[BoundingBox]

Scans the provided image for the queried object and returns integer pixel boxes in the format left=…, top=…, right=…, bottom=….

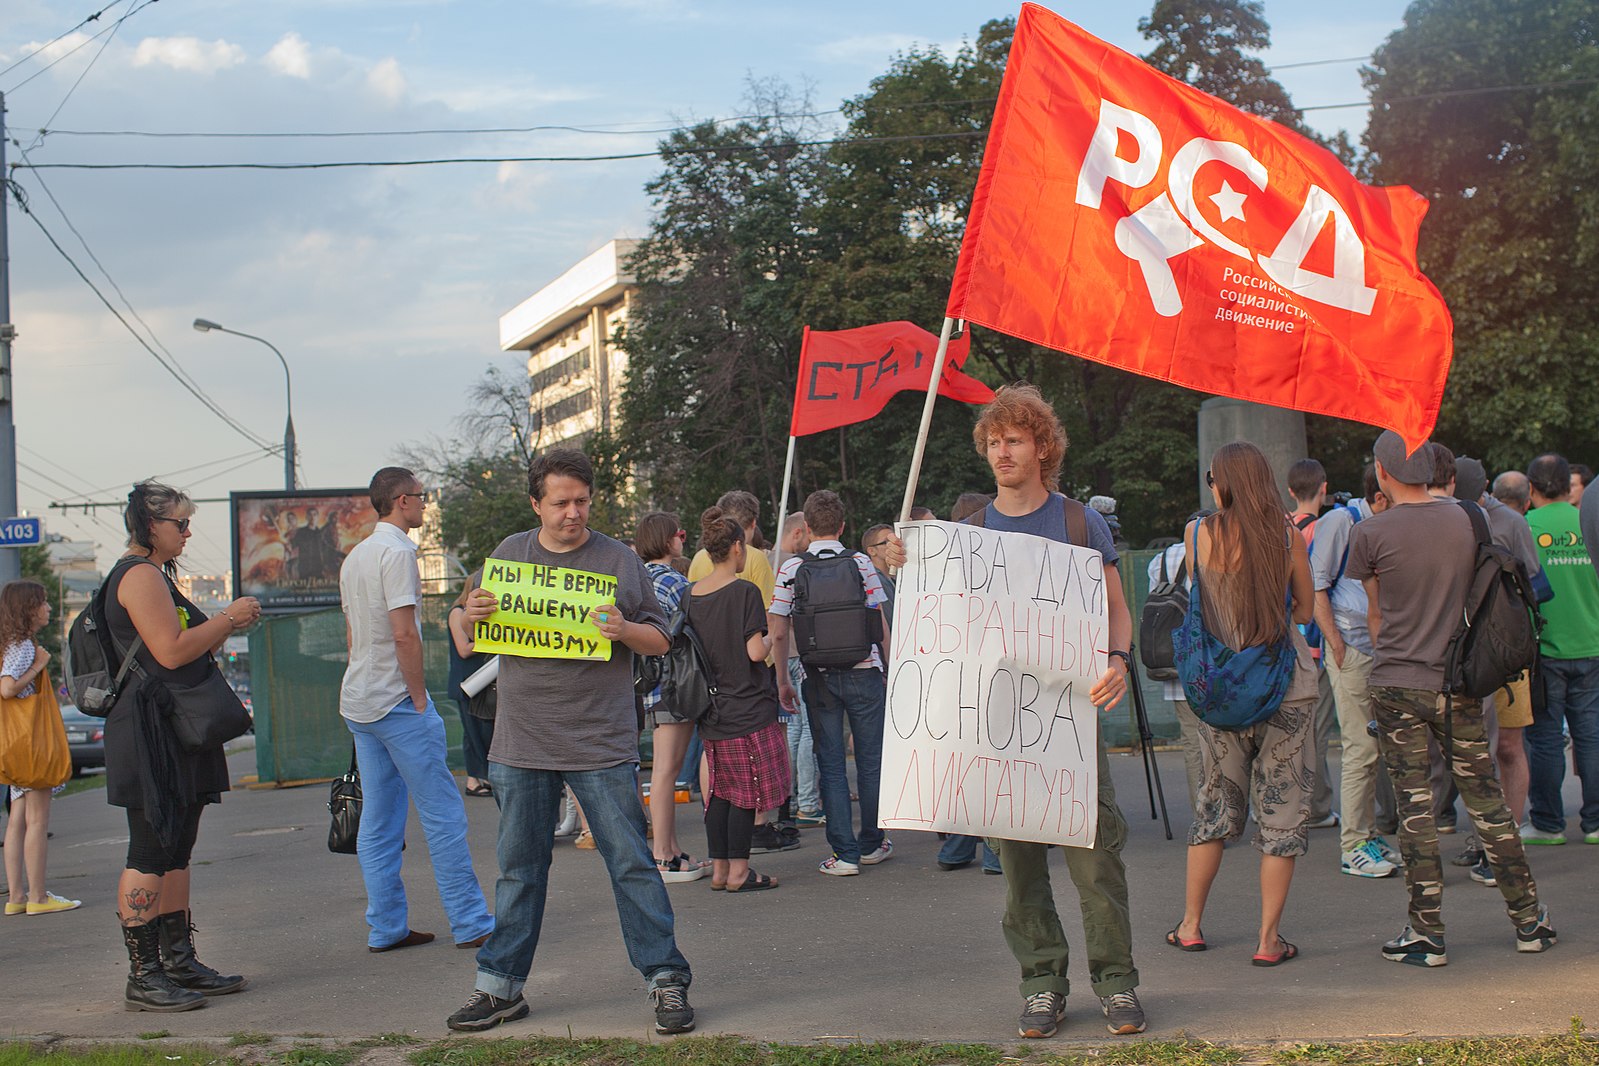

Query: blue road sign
left=0, top=516, right=44, bottom=548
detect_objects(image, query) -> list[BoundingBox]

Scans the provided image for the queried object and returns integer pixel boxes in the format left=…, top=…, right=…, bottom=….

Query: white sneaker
left=1372, top=836, right=1402, bottom=866
left=1307, top=811, right=1340, bottom=829
left=1341, top=840, right=1397, bottom=878
left=818, top=854, right=860, bottom=876
left=859, top=839, right=894, bottom=865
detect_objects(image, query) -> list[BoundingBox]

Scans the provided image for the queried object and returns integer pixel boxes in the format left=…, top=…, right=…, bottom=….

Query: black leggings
left=125, top=807, right=204, bottom=875
left=704, top=795, right=756, bottom=861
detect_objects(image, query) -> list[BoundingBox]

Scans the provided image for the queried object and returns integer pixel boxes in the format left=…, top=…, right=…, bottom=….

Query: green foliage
left=1363, top=0, right=1599, bottom=472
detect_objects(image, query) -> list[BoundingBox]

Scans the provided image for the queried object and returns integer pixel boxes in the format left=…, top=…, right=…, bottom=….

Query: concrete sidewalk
left=1, top=744, right=1593, bottom=1045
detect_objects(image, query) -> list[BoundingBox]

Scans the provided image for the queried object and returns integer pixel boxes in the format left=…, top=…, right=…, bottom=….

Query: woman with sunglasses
left=103, top=481, right=261, bottom=1012
left=1168, top=444, right=1318, bottom=967
left=634, top=512, right=707, bottom=883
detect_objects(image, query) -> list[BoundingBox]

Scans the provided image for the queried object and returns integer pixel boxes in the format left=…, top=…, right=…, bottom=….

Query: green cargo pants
left=1372, top=686, right=1541, bottom=937
left=992, top=740, right=1139, bottom=998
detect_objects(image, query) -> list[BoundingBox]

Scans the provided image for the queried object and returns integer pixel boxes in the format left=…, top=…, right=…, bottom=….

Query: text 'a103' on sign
left=0, top=517, right=44, bottom=547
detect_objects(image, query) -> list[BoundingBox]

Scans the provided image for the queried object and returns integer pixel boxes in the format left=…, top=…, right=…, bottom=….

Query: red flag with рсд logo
left=948, top=3, right=1453, bottom=451
left=789, top=322, right=994, bottom=437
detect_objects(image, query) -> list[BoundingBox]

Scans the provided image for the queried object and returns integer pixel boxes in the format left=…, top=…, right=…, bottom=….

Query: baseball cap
left=1372, top=430, right=1436, bottom=486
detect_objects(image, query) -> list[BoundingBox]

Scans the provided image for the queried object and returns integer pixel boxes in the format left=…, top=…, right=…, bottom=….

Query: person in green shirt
left=1522, top=454, right=1599, bottom=846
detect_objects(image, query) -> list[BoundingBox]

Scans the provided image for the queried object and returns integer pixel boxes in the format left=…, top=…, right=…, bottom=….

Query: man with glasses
left=339, top=467, right=495, bottom=956
left=860, top=524, right=898, bottom=633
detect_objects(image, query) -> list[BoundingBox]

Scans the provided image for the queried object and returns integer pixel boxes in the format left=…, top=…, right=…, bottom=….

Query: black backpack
left=64, top=557, right=147, bottom=716
left=1139, top=550, right=1188, bottom=681
left=791, top=550, right=883, bottom=669
left=1442, top=501, right=1542, bottom=700
left=652, top=600, right=720, bottom=723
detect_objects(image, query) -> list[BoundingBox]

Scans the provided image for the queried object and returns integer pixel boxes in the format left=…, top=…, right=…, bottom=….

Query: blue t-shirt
left=978, top=495, right=1120, bottom=569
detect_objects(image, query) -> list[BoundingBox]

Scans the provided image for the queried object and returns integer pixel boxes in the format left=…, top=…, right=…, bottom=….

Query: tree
left=1363, top=0, right=1599, bottom=472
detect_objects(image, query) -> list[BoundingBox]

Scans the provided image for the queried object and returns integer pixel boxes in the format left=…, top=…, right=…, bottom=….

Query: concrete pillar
left=1196, top=398, right=1308, bottom=510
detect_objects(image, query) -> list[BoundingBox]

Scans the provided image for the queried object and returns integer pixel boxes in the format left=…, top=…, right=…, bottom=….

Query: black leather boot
left=122, top=921, right=206, bottom=1012
left=157, top=910, right=247, bottom=995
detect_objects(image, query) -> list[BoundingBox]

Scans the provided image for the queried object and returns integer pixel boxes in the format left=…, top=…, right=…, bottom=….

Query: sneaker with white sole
left=650, top=980, right=695, bottom=1034
left=1382, top=925, right=1446, bottom=967
left=1586, top=830, right=1599, bottom=845
left=859, top=839, right=894, bottom=865
left=1468, top=856, right=1497, bottom=886
left=25, top=892, right=82, bottom=915
left=1099, top=989, right=1147, bottom=1035
left=1372, top=836, right=1402, bottom=866
left=1017, top=990, right=1066, bottom=1038
left=818, top=854, right=859, bottom=876
left=446, top=991, right=530, bottom=1032
left=1519, top=823, right=1566, bottom=845
left=1341, top=840, right=1397, bottom=878
left=1515, top=906, right=1557, bottom=953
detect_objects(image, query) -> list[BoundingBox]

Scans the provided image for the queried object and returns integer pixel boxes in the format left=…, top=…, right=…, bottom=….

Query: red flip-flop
left=1252, top=938, right=1299, bottom=966
left=1166, top=925, right=1207, bottom=952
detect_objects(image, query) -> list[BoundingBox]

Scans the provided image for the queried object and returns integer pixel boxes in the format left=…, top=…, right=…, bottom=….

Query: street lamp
left=193, top=318, right=297, bottom=490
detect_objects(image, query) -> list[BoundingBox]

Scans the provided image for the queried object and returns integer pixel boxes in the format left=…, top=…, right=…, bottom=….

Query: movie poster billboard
left=232, top=490, right=377, bottom=610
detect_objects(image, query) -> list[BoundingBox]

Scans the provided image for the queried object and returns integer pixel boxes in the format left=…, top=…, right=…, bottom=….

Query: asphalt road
left=2, top=743, right=1594, bottom=1045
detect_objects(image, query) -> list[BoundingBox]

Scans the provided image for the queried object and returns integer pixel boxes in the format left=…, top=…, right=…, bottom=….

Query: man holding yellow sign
left=446, top=449, right=694, bottom=1039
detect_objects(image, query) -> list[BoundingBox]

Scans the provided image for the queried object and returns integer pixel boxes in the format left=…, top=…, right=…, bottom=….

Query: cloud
left=811, top=32, right=957, bottom=65
left=132, top=36, right=247, bottom=74
left=264, top=32, right=312, bottom=79
left=366, top=56, right=407, bottom=103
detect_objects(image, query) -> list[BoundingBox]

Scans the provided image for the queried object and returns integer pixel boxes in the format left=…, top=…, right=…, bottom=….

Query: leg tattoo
left=122, top=886, right=160, bottom=926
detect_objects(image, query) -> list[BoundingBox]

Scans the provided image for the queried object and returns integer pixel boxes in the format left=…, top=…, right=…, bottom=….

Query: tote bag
left=0, top=669, right=73, bottom=790
left=1172, top=549, right=1296, bottom=732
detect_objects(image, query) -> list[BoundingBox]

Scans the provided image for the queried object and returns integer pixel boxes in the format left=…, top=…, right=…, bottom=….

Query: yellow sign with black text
left=474, top=557, right=614, bottom=660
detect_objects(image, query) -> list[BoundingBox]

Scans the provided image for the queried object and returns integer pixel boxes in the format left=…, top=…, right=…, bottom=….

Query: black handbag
left=161, top=666, right=254, bottom=753
left=328, top=746, right=361, bottom=855
left=466, top=681, right=497, bottom=721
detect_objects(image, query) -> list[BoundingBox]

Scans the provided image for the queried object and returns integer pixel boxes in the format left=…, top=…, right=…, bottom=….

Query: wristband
left=1107, top=649, right=1132, bottom=671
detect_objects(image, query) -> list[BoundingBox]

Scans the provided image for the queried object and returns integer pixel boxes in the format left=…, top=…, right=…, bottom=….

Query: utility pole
left=0, top=91, right=21, bottom=585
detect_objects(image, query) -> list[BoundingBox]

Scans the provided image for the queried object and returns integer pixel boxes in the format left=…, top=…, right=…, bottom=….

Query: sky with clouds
left=1, top=0, right=1412, bottom=577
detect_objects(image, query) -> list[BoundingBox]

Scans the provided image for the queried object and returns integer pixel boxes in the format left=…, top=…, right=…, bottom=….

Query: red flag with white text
left=790, top=322, right=994, bottom=437
left=947, top=3, right=1453, bottom=450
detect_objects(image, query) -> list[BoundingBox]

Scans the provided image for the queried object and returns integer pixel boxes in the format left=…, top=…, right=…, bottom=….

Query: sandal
left=465, top=782, right=493, bottom=797
left=1166, top=925, right=1207, bottom=952
left=1252, top=937, right=1299, bottom=967
left=724, top=871, right=779, bottom=893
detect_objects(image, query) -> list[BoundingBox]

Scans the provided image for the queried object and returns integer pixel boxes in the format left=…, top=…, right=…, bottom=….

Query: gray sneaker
left=1100, top=989, right=1147, bottom=1035
left=446, top=990, right=529, bottom=1032
left=650, top=981, right=695, bottom=1034
left=1017, top=990, right=1066, bottom=1038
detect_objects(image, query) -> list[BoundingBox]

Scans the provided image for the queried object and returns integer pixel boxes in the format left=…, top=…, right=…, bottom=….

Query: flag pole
left=896, top=317, right=960, bottom=523
left=772, top=434, right=797, bottom=573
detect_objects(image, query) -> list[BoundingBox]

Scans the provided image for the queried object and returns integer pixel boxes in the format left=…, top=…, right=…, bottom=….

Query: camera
left=1330, top=491, right=1353, bottom=505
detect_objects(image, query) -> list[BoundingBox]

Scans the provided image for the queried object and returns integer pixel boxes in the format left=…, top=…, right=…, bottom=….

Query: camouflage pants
left=1371, top=686, right=1541, bottom=937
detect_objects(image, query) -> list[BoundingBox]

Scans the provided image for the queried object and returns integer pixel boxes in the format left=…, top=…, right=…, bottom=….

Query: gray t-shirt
left=1346, top=498, right=1475, bottom=690
left=1482, top=494, right=1541, bottom=577
left=979, top=495, right=1120, bottom=568
left=487, top=528, right=666, bottom=771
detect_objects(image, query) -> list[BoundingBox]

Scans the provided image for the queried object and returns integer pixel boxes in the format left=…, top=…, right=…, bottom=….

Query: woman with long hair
left=1, top=580, right=78, bottom=915
left=1169, top=442, right=1318, bottom=965
left=635, top=512, right=706, bottom=883
left=105, top=481, right=261, bottom=1012
left=689, top=507, right=789, bottom=891
left=446, top=571, right=496, bottom=798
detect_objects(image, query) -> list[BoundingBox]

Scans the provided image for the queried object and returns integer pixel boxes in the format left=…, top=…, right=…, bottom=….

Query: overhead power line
left=2, top=0, right=159, bottom=94
left=4, top=178, right=284, bottom=454
left=0, top=0, right=130, bottom=81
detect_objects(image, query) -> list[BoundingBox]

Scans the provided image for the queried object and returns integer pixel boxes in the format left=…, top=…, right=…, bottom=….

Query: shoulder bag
left=327, top=745, right=361, bottom=854
left=0, top=668, right=72, bottom=790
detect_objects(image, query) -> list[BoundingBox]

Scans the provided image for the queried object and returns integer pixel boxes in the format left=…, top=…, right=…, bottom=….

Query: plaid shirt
left=642, top=562, right=689, bottom=711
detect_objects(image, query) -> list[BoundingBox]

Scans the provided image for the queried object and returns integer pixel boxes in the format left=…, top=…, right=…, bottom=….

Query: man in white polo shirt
left=340, top=466, right=494, bottom=954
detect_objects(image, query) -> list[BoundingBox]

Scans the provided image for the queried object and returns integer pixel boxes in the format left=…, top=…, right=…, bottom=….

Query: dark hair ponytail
left=124, top=479, right=193, bottom=577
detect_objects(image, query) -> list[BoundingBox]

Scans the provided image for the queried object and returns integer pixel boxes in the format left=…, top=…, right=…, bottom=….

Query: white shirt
left=339, top=521, right=422, bottom=723
left=772, top=538, right=888, bottom=672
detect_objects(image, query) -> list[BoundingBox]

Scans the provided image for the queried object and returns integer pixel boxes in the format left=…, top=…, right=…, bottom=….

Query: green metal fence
left=249, top=594, right=465, bottom=784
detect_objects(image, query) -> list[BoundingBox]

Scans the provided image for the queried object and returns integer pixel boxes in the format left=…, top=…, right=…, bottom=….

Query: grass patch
left=351, top=1034, right=421, bottom=1048
left=58, top=774, right=109, bottom=799
left=275, top=1048, right=354, bottom=1066
left=134, top=1033, right=169, bottom=1041
left=1275, top=1031, right=1597, bottom=1066
left=0, top=1045, right=229, bottom=1066
left=227, top=1032, right=274, bottom=1048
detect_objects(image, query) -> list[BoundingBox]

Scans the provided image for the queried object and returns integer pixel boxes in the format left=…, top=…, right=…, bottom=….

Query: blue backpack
left=1172, top=521, right=1297, bottom=731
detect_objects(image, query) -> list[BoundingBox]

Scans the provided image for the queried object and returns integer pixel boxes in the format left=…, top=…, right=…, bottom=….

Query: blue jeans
left=1526, top=657, right=1599, bottom=834
left=475, top=760, right=690, bottom=999
left=802, top=667, right=886, bottom=864
left=786, top=658, right=819, bottom=812
left=346, top=698, right=494, bottom=949
left=455, top=700, right=495, bottom=780
left=937, top=834, right=1002, bottom=873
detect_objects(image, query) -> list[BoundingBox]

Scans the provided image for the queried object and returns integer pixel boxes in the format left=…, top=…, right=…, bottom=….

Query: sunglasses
left=156, top=517, right=192, bottom=534
left=1205, top=472, right=1215, bottom=487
